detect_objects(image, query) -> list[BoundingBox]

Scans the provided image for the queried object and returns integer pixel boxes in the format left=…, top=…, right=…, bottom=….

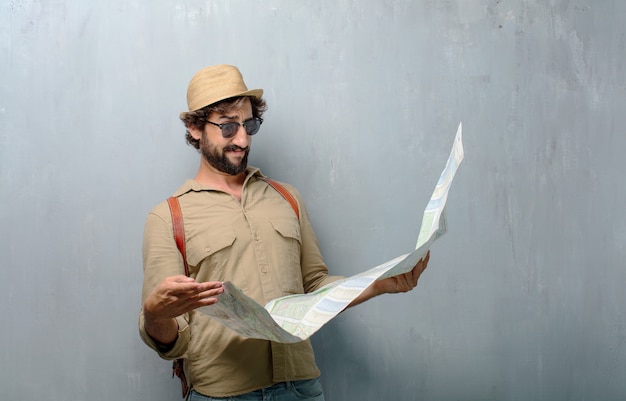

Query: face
left=193, top=98, right=254, bottom=176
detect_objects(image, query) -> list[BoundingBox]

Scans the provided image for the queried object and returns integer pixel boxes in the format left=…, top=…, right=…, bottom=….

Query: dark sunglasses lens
left=244, top=119, right=261, bottom=136
left=221, top=123, right=239, bottom=138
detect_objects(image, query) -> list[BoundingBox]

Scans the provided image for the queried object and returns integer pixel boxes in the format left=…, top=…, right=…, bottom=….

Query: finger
left=186, top=288, right=223, bottom=310
left=166, top=275, right=197, bottom=283
left=409, top=260, right=427, bottom=286
left=167, top=281, right=206, bottom=296
left=185, top=282, right=223, bottom=300
left=407, top=271, right=419, bottom=289
left=195, top=285, right=224, bottom=300
left=397, top=273, right=412, bottom=291
left=195, top=295, right=221, bottom=307
left=409, top=269, right=420, bottom=287
left=415, top=257, right=427, bottom=270
left=196, top=281, right=224, bottom=292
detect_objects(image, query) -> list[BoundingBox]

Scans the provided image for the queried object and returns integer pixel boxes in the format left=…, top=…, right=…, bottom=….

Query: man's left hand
left=373, top=250, right=430, bottom=295
left=348, top=251, right=430, bottom=308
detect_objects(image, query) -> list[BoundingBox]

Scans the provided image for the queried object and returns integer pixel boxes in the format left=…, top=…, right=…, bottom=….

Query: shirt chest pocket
left=186, top=227, right=236, bottom=281
left=269, top=218, right=304, bottom=294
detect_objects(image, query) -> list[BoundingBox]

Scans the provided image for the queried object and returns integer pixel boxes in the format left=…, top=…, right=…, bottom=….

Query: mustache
left=223, top=145, right=249, bottom=152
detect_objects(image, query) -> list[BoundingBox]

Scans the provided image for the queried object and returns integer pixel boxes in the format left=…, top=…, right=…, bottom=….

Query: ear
left=188, top=125, right=203, bottom=141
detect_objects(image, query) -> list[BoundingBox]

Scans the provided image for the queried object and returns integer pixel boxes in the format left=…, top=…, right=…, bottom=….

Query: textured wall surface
left=1, top=1, right=625, bottom=400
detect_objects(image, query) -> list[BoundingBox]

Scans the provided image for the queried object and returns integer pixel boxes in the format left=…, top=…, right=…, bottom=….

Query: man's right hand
left=143, top=276, right=224, bottom=345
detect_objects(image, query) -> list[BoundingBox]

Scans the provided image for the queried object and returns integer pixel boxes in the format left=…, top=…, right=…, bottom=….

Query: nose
left=230, top=123, right=251, bottom=147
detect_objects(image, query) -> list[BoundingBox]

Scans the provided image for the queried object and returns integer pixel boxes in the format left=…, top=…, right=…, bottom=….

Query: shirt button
left=205, top=247, right=211, bottom=253
left=261, top=267, right=268, bottom=274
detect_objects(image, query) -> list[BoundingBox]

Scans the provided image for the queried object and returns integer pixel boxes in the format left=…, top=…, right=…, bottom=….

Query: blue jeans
left=188, top=378, right=325, bottom=401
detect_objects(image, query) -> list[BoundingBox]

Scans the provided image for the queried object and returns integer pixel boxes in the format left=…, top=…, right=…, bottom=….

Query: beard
left=199, top=134, right=249, bottom=176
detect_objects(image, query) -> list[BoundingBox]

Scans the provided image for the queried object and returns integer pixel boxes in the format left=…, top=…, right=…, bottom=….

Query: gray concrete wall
left=1, top=1, right=625, bottom=400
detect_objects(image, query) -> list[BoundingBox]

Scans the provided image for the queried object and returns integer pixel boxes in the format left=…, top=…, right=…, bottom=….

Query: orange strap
left=258, top=177, right=300, bottom=220
left=167, top=196, right=189, bottom=277
left=166, top=197, right=190, bottom=399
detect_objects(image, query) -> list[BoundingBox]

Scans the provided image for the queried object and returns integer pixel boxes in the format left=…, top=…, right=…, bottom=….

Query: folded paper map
left=197, top=123, right=464, bottom=343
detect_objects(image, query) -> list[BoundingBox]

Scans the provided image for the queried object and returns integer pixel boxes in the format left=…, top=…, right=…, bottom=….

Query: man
left=139, top=64, right=430, bottom=400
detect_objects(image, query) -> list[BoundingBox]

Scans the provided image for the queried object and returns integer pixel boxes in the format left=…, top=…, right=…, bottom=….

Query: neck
left=194, top=158, right=247, bottom=199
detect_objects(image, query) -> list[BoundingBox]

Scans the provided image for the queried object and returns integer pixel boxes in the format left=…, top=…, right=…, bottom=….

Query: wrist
left=370, top=281, right=386, bottom=297
left=142, top=307, right=179, bottom=346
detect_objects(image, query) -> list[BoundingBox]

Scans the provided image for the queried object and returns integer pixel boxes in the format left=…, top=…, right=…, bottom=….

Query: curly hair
left=180, top=96, right=268, bottom=149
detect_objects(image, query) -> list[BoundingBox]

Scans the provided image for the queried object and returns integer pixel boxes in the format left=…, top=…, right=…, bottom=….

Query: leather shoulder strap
left=165, top=196, right=191, bottom=399
left=258, top=177, right=300, bottom=220
left=166, top=196, right=190, bottom=277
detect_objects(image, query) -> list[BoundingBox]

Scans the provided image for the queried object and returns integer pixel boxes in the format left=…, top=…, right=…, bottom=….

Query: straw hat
left=181, top=64, right=263, bottom=116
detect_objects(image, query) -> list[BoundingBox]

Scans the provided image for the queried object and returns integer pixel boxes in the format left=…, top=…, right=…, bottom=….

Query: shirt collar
left=172, top=166, right=264, bottom=197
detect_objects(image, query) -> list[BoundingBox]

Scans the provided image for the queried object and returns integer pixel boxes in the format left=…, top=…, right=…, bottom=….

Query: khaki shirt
left=139, top=167, right=342, bottom=397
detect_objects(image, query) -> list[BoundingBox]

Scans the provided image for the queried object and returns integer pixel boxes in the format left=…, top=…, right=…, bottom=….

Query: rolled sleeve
left=138, top=201, right=191, bottom=360
left=138, top=311, right=190, bottom=360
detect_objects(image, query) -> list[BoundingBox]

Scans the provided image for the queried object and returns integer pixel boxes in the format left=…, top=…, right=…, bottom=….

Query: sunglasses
left=206, top=117, right=263, bottom=138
